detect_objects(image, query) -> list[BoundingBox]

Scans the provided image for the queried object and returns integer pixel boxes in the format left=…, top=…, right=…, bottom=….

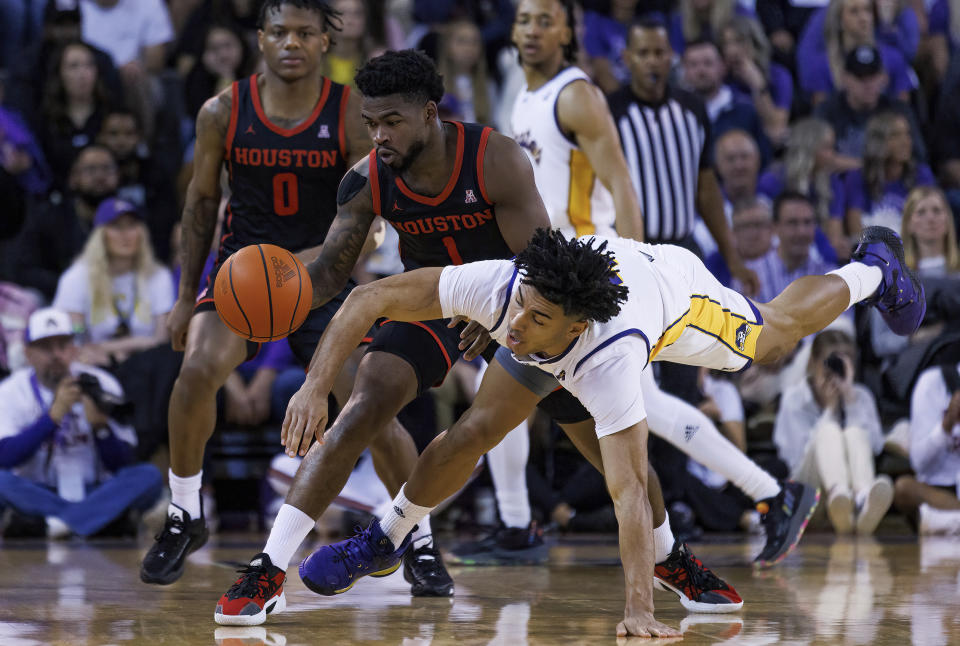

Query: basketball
left=213, top=244, right=312, bottom=342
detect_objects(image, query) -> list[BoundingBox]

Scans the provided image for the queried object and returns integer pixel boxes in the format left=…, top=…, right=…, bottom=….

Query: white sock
left=263, top=504, right=316, bottom=570
left=411, top=514, right=433, bottom=549
left=379, top=485, right=433, bottom=548
left=654, top=516, right=675, bottom=563
left=487, top=424, right=532, bottom=528
left=168, top=470, right=202, bottom=519
left=639, top=372, right=781, bottom=502
left=828, top=263, right=883, bottom=310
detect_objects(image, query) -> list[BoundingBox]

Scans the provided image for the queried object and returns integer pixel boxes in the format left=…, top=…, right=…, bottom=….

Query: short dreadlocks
left=514, top=228, right=629, bottom=323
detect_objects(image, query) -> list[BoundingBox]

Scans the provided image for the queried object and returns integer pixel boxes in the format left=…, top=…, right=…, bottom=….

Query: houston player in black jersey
left=140, top=1, right=377, bottom=586
left=212, top=50, right=550, bottom=626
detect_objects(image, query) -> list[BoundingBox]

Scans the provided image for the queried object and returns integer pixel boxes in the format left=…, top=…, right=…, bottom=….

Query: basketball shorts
left=493, top=346, right=591, bottom=425
left=366, top=318, right=498, bottom=396
left=649, top=245, right=764, bottom=373
left=196, top=261, right=369, bottom=367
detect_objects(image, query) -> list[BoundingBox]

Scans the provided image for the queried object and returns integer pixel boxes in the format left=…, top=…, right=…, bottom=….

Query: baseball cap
left=25, top=307, right=74, bottom=344
left=844, top=45, right=884, bottom=78
left=94, top=197, right=142, bottom=227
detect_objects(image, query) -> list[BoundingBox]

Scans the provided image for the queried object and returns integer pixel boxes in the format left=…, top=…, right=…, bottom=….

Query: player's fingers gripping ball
left=214, top=244, right=312, bottom=342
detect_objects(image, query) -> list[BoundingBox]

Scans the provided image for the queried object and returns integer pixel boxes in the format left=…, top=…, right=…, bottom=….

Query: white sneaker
left=855, top=475, right=894, bottom=535
left=827, top=490, right=855, bottom=534
left=919, top=503, right=960, bottom=535
left=45, top=516, right=71, bottom=539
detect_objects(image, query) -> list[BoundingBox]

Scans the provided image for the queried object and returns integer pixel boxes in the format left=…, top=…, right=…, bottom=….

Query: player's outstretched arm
left=168, top=91, right=230, bottom=350
left=598, top=420, right=681, bottom=638
left=306, top=158, right=379, bottom=308
left=483, top=132, right=552, bottom=253
left=282, top=268, right=445, bottom=457
left=557, top=80, right=645, bottom=242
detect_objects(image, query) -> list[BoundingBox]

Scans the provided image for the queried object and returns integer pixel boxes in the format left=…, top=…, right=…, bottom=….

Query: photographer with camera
left=774, top=329, right=892, bottom=534
left=0, top=308, right=161, bottom=538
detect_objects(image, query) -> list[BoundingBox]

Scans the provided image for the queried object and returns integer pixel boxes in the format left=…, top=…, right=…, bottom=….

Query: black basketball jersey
left=221, top=74, right=349, bottom=259
left=369, top=121, right=512, bottom=270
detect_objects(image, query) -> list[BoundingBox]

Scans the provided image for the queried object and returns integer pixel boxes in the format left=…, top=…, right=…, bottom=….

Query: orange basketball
left=214, top=244, right=312, bottom=342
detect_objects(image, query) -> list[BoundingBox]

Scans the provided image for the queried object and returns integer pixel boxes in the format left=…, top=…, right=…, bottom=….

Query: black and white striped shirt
left=607, top=86, right=711, bottom=243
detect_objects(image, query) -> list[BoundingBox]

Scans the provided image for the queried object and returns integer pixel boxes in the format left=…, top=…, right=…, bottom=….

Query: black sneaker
left=448, top=522, right=548, bottom=566
left=754, top=482, right=820, bottom=568
left=403, top=540, right=454, bottom=597
left=140, top=504, right=209, bottom=584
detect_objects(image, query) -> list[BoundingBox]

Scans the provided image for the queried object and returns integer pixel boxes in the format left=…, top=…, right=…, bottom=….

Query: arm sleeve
left=0, top=413, right=58, bottom=468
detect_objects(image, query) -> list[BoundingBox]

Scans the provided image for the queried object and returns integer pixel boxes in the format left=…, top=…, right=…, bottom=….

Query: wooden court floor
left=1, top=532, right=958, bottom=645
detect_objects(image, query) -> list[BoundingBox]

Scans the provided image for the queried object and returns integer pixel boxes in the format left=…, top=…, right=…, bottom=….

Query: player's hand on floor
left=281, top=383, right=329, bottom=457
left=616, top=614, right=681, bottom=638
left=450, top=316, right=492, bottom=361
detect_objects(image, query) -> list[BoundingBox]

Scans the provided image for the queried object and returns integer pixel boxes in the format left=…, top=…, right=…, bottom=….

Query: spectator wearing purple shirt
left=758, top=118, right=848, bottom=262
left=719, top=16, right=793, bottom=144
left=582, top=0, right=639, bottom=94
left=799, top=0, right=920, bottom=63
left=667, top=0, right=755, bottom=54
left=926, top=0, right=959, bottom=84
left=843, top=111, right=934, bottom=236
left=733, top=191, right=838, bottom=304
left=797, top=0, right=915, bottom=106
left=681, top=38, right=772, bottom=166
left=814, top=44, right=926, bottom=161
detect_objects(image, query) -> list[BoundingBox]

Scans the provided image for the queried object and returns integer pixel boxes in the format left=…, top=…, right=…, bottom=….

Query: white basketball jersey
left=511, top=67, right=616, bottom=239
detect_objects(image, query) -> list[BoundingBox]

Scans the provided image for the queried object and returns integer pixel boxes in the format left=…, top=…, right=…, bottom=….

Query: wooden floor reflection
left=1, top=532, right=958, bottom=645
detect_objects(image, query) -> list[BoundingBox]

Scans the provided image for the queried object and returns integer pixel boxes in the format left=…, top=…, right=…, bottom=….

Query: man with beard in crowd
left=13, top=144, right=120, bottom=300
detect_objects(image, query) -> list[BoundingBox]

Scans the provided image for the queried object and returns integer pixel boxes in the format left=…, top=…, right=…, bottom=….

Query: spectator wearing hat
left=0, top=307, right=162, bottom=538
left=14, top=144, right=120, bottom=300
left=814, top=44, right=925, bottom=160
left=796, top=0, right=916, bottom=107
left=52, top=197, right=173, bottom=367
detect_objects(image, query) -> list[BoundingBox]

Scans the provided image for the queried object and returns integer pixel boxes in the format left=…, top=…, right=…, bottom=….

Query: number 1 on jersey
left=442, top=236, right=463, bottom=264
left=273, top=172, right=299, bottom=216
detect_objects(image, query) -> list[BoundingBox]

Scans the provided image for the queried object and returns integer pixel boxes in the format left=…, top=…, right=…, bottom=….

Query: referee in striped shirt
left=608, top=15, right=758, bottom=295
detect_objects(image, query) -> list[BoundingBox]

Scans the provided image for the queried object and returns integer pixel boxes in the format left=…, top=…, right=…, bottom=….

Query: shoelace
left=330, top=526, right=380, bottom=573
left=153, top=515, right=187, bottom=544
left=679, top=549, right=726, bottom=594
left=227, top=564, right=272, bottom=600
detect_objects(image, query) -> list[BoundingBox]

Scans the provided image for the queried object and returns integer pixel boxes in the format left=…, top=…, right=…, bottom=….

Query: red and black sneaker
left=654, top=542, right=743, bottom=613
left=215, top=553, right=286, bottom=626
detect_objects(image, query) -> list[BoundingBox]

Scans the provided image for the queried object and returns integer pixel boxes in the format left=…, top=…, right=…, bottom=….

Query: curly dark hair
left=257, top=0, right=341, bottom=32
left=355, top=49, right=445, bottom=105
left=514, top=228, right=629, bottom=323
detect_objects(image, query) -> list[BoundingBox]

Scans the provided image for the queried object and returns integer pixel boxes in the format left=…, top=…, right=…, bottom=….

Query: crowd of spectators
left=0, top=0, right=959, bottom=541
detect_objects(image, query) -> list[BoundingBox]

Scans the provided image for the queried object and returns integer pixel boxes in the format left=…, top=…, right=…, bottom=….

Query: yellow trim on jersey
left=650, top=295, right=763, bottom=361
left=568, top=149, right=596, bottom=237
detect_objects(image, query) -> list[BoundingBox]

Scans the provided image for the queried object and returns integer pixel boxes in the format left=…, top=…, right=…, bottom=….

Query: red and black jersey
left=369, top=121, right=512, bottom=270
left=221, top=73, right=349, bottom=259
